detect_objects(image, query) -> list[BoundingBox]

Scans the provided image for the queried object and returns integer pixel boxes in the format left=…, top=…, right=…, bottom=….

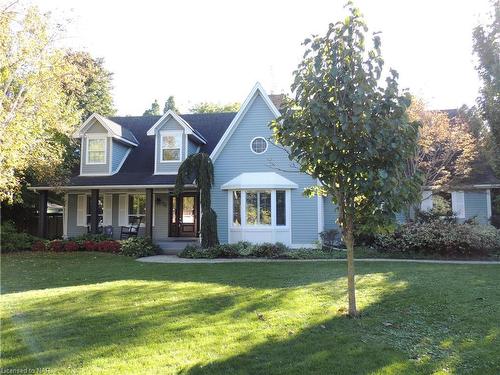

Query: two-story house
left=32, top=83, right=498, bottom=250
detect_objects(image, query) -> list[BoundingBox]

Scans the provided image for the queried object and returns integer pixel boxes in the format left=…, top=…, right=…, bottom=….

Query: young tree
left=407, top=98, right=478, bottom=188
left=163, top=96, right=178, bottom=113
left=271, top=3, right=421, bottom=317
left=189, top=102, right=240, bottom=113
left=473, top=0, right=500, bottom=173
left=143, top=100, right=160, bottom=116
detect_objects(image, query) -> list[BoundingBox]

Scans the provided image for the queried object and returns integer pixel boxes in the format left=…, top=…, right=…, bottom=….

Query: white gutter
left=29, top=184, right=196, bottom=191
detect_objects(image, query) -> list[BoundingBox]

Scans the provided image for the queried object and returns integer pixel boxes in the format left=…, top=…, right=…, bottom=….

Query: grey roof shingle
left=64, top=112, right=236, bottom=187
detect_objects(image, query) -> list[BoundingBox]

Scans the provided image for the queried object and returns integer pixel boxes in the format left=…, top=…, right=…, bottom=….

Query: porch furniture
left=103, top=225, right=113, bottom=238
left=120, top=217, right=142, bottom=240
left=87, top=225, right=103, bottom=234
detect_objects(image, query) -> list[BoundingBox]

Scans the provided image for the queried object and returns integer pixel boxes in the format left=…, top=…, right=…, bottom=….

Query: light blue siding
left=323, top=197, right=339, bottom=231
left=80, top=137, right=111, bottom=175
left=153, top=193, right=169, bottom=241
left=112, top=140, right=130, bottom=173
left=67, top=194, right=87, bottom=238
left=188, top=139, right=198, bottom=156
left=211, top=92, right=318, bottom=245
left=464, top=191, right=489, bottom=224
left=154, top=118, right=186, bottom=174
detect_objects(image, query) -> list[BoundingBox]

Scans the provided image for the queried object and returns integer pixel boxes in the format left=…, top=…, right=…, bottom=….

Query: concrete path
left=137, top=255, right=500, bottom=265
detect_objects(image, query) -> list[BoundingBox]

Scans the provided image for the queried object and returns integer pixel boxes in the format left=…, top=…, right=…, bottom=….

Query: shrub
left=120, top=237, right=160, bottom=258
left=491, top=215, right=500, bottom=229
left=31, top=240, right=47, bottom=252
left=414, top=208, right=457, bottom=224
left=48, top=240, right=64, bottom=252
left=179, top=244, right=216, bottom=258
left=97, top=240, right=121, bottom=253
left=64, top=241, right=80, bottom=252
left=374, top=222, right=500, bottom=258
left=73, top=233, right=111, bottom=242
left=250, top=242, right=288, bottom=258
left=1, top=221, right=38, bottom=252
left=82, top=240, right=98, bottom=251
left=320, top=229, right=342, bottom=250
left=210, top=244, right=242, bottom=258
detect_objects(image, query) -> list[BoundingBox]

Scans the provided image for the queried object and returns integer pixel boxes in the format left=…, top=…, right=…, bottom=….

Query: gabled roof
left=210, top=82, right=281, bottom=161
left=73, top=113, right=139, bottom=146
left=146, top=110, right=207, bottom=144
left=57, top=112, right=236, bottom=187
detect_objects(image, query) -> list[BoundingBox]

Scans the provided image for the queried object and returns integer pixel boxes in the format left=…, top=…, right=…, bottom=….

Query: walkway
left=137, top=255, right=500, bottom=264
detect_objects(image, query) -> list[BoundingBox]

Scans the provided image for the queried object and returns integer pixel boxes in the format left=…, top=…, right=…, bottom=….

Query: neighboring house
left=420, top=160, right=499, bottom=224
left=32, top=83, right=498, bottom=248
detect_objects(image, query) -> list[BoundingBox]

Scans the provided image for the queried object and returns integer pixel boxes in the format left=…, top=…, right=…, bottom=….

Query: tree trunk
left=344, top=219, right=358, bottom=317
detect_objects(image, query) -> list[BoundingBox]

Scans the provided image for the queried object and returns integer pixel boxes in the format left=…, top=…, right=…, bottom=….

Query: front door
left=169, top=194, right=198, bottom=237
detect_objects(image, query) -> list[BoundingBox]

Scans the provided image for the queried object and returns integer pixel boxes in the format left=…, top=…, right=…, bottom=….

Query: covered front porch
left=36, top=187, right=200, bottom=249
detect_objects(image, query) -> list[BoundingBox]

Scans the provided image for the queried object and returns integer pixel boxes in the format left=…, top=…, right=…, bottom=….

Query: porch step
left=157, top=240, right=199, bottom=255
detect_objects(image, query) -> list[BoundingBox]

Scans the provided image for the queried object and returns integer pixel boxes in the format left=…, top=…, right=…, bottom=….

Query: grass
left=1, top=252, right=499, bottom=374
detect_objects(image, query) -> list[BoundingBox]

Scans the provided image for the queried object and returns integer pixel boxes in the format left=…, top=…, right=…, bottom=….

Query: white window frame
left=160, top=130, right=183, bottom=163
left=250, top=136, right=268, bottom=155
left=229, top=189, right=290, bottom=229
left=86, top=134, right=107, bottom=165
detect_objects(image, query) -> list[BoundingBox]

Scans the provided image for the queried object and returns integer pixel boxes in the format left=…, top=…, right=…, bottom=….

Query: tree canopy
left=63, top=51, right=116, bottom=121
left=1, top=5, right=79, bottom=202
left=407, top=98, right=478, bottom=188
left=143, top=100, right=161, bottom=116
left=163, top=96, right=178, bottom=113
left=472, top=0, right=500, bottom=173
left=271, top=3, right=421, bottom=316
left=189, top=102, right=240, bottom=113
left=0, top=4, right=116, bottom=206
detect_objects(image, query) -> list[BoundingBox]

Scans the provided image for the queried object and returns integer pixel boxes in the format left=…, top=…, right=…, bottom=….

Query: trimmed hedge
left=1, top=222, right=39, bottom=252
left=374, top=222, right=500, bottom=258
left=180, top=242, right=289, bottom=259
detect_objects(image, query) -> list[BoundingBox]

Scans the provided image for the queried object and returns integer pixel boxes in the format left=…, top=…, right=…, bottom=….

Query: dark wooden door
left=169, top=194, right=197, bottom=237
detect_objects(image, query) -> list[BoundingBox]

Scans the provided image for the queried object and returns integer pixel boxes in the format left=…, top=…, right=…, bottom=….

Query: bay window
left=231, top=190, right=287, bottom=227
left=161, top=131, right=182, bottom=162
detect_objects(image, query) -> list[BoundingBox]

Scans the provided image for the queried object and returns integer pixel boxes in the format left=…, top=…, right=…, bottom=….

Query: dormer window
left=161, top=130, right=182, bottom=162
left=86, top=135, right=107, bottom=164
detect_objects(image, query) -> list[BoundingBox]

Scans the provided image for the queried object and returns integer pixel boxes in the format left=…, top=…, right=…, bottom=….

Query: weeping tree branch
left=175, top=153, right=219, bottom=248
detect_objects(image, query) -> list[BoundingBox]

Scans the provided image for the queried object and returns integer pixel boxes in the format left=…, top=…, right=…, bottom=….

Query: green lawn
left=1, top=253, right=499, bottom=374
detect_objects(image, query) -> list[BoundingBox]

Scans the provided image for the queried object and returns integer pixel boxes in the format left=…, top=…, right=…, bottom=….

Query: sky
left=29, top=0, right=492, bottom=115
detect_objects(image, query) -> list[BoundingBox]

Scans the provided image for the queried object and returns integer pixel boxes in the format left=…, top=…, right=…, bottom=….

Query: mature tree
left=271, top=3, right=421, bottom=317
left=189, top=102, right=240, bottom=113
left=0, top=4, right=81, bottom=202
left=473, top=0, right=500, bottom=173
left=63, top=51, right=115, bottom=121
left=163, top=96, right=178, bottom=113
left=143, top=100, right=160, bottom=116
left=175, top=153, right=219, bottom=248
left=407, top=98, right=478, bottom=189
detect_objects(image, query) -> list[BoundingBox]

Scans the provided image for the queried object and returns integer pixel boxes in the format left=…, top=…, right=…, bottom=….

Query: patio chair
left=120, top=217, right=142, bottom=240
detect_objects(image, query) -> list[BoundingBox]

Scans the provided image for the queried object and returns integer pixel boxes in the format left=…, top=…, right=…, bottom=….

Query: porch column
left=37, top=190, right=48, bottom=238
left=145, top=188, right=154, bottom=238
left=90, top=189, right=100, bottom=234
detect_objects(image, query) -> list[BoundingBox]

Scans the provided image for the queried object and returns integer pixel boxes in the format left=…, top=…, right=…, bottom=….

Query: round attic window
left=250, top=137, right=268, bottom=154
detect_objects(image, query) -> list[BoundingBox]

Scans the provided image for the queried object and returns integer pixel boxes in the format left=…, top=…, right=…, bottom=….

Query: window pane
left=246, top=192, right=257, bottom=225
left=88, top=139, right=105, bottom=163
left=162, top=134, right=181, bottom=161
left=88, top=138, right=105, bottom=151
left=251, top=137, right=267, bottom=154
left=182, top=196, right=195, bottom=223
left=162, top=148, right=180, bottom=161
left=259, top=192, right=271, bottom=225
left=276, top=190, right=286, bottom=226
left=232, top=191, right=241, bottom=226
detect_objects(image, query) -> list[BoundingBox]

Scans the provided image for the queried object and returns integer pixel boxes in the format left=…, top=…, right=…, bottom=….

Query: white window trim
left=250, top=136, right=268, bottom=155
left=228, top=189, right=290, bottom=229
left=160, top=130, right=183, bottom=163
left=85, top=134, right=107, bottom=165
left=451, top=191, right=466, bottom=219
